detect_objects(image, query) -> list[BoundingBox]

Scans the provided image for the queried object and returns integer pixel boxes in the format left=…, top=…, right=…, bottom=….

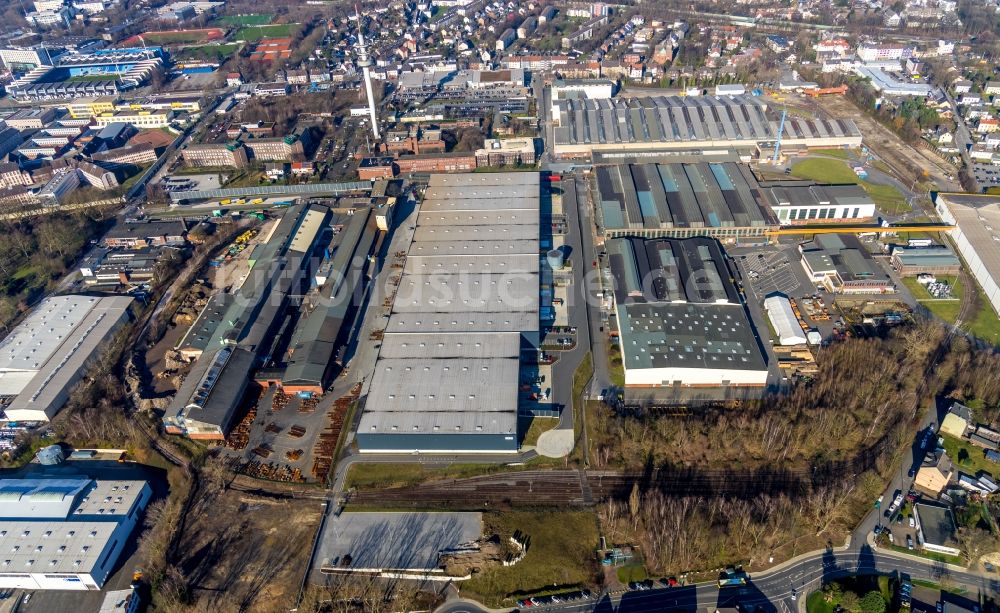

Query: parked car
left=907, top=535, right=914, bottom=550
left=909, top=516, right=916, bottom=528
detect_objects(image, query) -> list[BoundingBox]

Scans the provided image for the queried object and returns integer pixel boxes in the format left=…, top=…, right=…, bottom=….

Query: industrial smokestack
left=355, top=5, right=380, bottom=141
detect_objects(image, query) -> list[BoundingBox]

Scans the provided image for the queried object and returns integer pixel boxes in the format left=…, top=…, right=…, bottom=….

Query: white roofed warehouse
left=0, top=295, right=133, bottom=422
left=0, top=477, right=151, bottom=591
left=356, top=173, right=541, bottom=454
left=764, top=295, right=808, bottom=346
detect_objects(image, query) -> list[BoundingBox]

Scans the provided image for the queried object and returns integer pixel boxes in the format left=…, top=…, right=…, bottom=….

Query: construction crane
left=772, top=108, right=787, bottom=164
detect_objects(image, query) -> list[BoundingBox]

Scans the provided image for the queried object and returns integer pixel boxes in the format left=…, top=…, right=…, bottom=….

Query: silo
left=546, top=249, right=565, bottom=270
left=36, top=444, right=64, bottom=465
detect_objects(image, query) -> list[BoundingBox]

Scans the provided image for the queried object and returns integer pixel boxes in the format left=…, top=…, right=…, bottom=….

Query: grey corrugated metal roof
left=377, top=332, right=521, bottom=359
left=361, top=358, right=520, bottom=434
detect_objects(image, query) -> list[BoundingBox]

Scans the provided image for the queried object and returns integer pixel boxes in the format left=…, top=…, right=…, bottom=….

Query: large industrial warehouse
left=595, top=162, right=776, bottom=240
left=552, top=95, right=862, bottom=159
left=608, top=236, right=768, bottom=389
left=594, top=162, right=877, bottom=241
left=935, top=193, right=1000, bottom=318
left=0, top=477, right=151, bottom=591
left=356, top=173, right=541, bottom=454
left=0, top=295, right=133, bottom=422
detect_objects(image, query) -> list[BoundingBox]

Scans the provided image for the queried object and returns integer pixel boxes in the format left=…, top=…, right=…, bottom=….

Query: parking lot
left=736, top=248, right=809, bottom=298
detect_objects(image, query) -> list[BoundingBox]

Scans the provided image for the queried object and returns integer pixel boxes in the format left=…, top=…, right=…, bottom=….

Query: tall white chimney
left=355, top=6, right=380, bottom=141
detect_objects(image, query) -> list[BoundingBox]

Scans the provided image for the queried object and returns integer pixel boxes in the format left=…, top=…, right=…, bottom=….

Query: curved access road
left=436, top=545, right=996, bottom=613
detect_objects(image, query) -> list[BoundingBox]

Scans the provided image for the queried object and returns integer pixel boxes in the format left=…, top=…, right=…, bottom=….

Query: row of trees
left=0, top=213, right=107, bottom=332
left=592, top=323, right=947, bottom=470
left=595, top=322, right=1000, bottom=575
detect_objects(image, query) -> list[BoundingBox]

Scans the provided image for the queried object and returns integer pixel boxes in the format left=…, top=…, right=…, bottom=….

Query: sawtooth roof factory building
left=594, top=162, right=877, bottom=241
left=0, top=477, right=151, bottom=591
left=356, top=173, right=541, bottom=454
left=552, top=95, right=862, bottom=159
left=0, top=295, right=133, bottom=422
left=595, top=162, right=776, bottom=240
left=608, top=236, right=768, bottom=389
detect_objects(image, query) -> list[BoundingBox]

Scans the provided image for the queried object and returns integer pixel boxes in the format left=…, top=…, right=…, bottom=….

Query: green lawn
left=940, top=432, right=996, bottom=479
left=12, top=265, right=39, bottom=280
left=236, top=24, right=299, bottom=41
left=902, top=275, right=962, bottom=301
left=789, top=158, right=910, bottom=214
left=964, top=296, right=1000, bottom=346
left=616, top=562, right=648, bottom=583
left=462, top=510, right=599, bottom=604
left=214, top=13, right=273, bottom=26
left=174, top=43, right=241, bottom=62
left=807, top=590, right=837, bottom=613
left=520, top=416, right=557, bottom=447
left=790, top=158, right=858, bottom=183
left=66, top=74, right=117, bottom=83
left=809, top=148, right=853, bottom=160
left=885, top=543, right=964, bottom=566
left=605, top=338, right=625, bottom=388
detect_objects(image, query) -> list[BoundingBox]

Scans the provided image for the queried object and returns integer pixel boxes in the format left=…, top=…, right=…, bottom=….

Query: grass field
left=806, top=590, right=838, bottom=613
left=462, top=510, right=599, bottom=604
left=214, top=13, right=273, bottom=26
left=809, top=148, right=853, bottom=160
left=902, top=275, right=962, bottom=301
left=236, top=24, right=299, bottom=41
left=616, top=562, right=648, bottom=584
left=174, top=43, right=241, bottom=62
left=66, top=74, right=116, bottom=83
left=963, top=288, right=1000, bottom=346
left=790, top=158, right=910, bottom=214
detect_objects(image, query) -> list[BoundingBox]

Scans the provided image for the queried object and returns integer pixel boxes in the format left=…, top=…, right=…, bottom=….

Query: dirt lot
left=813, top=95, right=960, bottom=192
left=174, top=476, right=323, bottom=612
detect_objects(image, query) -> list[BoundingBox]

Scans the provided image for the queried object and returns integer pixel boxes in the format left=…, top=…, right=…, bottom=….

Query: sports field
left=214, top=13, right=273, bottom=26
left=123, top=28, right=225, bottom=45
left=236, top=24, right=299, bottom=41
left=173, top=43, right=241, bottom=62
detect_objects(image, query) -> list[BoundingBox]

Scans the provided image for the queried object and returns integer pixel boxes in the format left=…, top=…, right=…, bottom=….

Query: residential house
left=940, top=402, right=971, bottom=438
left=914, top=450, right=953, bottom=497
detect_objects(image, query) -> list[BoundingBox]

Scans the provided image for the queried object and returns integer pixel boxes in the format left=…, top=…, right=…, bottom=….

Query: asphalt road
left=440, top=546, right=997, bottom=613
left=942, top=88, right=976, bottom=192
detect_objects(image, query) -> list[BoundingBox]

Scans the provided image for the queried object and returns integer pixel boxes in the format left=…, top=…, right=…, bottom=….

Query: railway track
left=347, top=424, right=902, bottom=508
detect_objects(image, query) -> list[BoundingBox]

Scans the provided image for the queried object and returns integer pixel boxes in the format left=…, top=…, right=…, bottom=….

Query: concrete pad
left=313, top=512, right=482, bottom=573
left=536, top=427, right=574, bottom=458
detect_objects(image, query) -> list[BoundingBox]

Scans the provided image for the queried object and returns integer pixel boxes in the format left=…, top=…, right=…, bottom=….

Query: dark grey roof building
left=608, top=236, right=768, bottom=388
